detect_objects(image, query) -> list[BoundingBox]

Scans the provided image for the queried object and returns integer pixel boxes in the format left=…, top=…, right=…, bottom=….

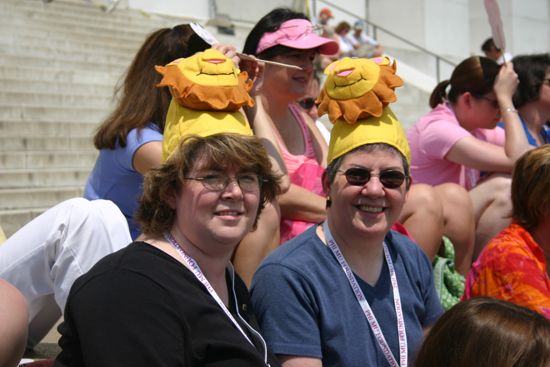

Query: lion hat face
left=155, top=48, right=255, bottom=161
left=155, top=48, right=254, bottom=111
left=317, top=56, right=403, bottom=124
left=318, top=57, right=411, bottom=164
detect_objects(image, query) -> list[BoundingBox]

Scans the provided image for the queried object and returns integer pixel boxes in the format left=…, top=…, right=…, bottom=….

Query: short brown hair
left=511, top=145, right=550, bottom=230
left=135, top=133, right=281, bottom=237
left=414, top=297, right=550, bottom=367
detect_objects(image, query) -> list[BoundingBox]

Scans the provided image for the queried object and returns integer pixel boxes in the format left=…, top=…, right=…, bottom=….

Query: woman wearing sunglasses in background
left=250, top=60, right=443, bottom=367
left=407, top=56, right=532, bottom=258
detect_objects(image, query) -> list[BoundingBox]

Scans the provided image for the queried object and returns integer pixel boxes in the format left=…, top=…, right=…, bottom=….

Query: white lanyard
left=322, top=222, right=408, bottom=367
left=164, top=232, right=254, bottom=347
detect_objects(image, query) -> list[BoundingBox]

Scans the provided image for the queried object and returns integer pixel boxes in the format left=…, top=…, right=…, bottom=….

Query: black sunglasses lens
left=298, top=98, right=315, bottom=110
left=344, top=168, right=370, bottom=186
left=344, top=168, right=405, bottom=188
left=379, top=171, right=406, bottom=188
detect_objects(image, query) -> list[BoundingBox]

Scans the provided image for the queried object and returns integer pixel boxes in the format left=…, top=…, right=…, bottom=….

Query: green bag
left=432, top=236, right=465, bottom=310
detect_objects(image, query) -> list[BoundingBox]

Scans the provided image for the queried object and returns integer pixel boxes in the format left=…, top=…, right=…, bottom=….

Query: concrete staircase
left=0, top=0, right=195, bottom=237
left=0, top=0, right=434, bottom=239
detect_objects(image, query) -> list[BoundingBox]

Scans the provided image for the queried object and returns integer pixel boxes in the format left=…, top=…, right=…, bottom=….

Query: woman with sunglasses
left=407, top=56, right=532, bottom=257
left=250, top=60, right=443, bottom=366
left=55, top=133, right=282, bottom=367
left=237, top=8, right=471, bottom=283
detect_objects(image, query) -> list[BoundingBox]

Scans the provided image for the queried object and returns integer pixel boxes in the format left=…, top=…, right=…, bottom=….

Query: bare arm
left=245, top=82, right=292, bottom=193
left=280, top=355, right=323, bottom=367
left=446, top=63, right=531, bottom=173
left=496, top=62, right=531, bottom=161
left=133, top=141, right=162, bottom=175
left=278, top=184, right=327, bottom=222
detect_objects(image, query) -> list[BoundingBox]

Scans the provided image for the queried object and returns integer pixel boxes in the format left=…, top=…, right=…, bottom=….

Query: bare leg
left=399, top=184, right=444, bottom=261
left=469, top=175, right=512, bottom=259
left=434, top=183, right=475, bottom=276
left=233, top=201, right=281, bottom=287
left=0, top=279, right=28, bottom=367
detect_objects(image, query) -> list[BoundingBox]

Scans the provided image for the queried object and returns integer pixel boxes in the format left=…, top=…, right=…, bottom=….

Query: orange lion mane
left=317, top=60, right=403, bottom=124
left=155, top=64, right=254, bottom=112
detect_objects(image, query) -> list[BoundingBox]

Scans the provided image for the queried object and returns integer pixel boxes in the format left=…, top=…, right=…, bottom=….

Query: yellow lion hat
left=318, top=56, right=410, bottom=164
left=156, top=48, right=254, bottom=160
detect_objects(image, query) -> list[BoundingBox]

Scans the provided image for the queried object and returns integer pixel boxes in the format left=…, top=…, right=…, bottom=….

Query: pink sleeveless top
left=275, top=104, right=326, bottom=243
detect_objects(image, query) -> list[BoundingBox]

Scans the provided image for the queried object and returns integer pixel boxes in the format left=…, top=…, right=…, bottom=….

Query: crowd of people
left=1, top=5, right=550, bottom=367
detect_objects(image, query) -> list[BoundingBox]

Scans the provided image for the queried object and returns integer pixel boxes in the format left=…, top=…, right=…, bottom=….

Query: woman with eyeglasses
left=510, top=53, right=550, bottom=146
left=55, top=133, right=282, bottom=367
left=250, top=60, right=443, bottom=365
left=407, top=56, right=532, bottom=257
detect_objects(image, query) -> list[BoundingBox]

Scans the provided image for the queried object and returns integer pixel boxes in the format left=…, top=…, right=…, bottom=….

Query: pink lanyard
left=322, top=222, right=408, bottom=367
left=163, top=232, right=255, bottom=346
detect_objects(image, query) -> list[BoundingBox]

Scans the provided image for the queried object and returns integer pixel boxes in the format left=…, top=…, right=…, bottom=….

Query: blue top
left=498, top=117, right=550, bottom=146
left=84, top=124, right=163, bottom=239
left=250, top=225, right=443, bottom=367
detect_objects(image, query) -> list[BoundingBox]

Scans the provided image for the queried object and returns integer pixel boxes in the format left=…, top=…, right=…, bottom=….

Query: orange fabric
left=317, top=57, right=403, bottom=124
left=156, top=64, right=253, bottom=111
left=464, top=223, right=550, bottom=319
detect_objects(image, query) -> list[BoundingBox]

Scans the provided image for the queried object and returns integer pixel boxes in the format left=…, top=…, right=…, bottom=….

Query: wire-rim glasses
left=184, top=173, right=262, bottom=192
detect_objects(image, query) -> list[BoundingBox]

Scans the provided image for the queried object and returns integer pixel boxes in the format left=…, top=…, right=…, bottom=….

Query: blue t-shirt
left=250, top=225, right=443, bottom=367
left=498, top=117, right=550, bottom=146
left=84, top=124, right=162, bottom=239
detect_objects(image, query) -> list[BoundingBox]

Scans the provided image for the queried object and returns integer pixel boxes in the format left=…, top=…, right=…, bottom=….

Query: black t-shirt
left=55, top=241, right=280, bottom=367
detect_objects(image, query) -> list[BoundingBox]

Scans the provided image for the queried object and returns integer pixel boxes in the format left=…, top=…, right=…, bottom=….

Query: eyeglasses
left=184, top=173, right=262, bottom=192
left=338, top=167, right=408, bottom=189
left=298, top=97, right=316, bottom=110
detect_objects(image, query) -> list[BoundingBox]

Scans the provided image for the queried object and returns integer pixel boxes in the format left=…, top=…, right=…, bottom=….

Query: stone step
left=0, top=23, right=145, bottom=50
left=0, top=32, right=137, bottom=56
left=0, top=136, right=93, bottom=152
left=0, top=43, right=133, bottom=65
left=0, top=91, right=113, bottom=109
left=0, top=207, right=49, bottom=238
left=0, top=187, right=84, bottom=210
left=0, top=65, right=123, bottom=85
left=0, top=168, right=90, bottom=189
left=0, top=120, right=98, bottom=137
left=0, top=78, right=114, bottom=97
left=0, top=104, right=108, bottom=123
left=2, top=0, right=180, bottom=30
left=0, top=150, right=97, bottom=170
left=0, top=4, right=161, bottom=41
left=0, top=54, right=128, bottom=74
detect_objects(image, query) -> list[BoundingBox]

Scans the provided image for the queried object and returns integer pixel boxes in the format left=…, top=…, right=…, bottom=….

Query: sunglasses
left=338, top=167, right=408, bottom=189
left=298, top=97, right=316, bottom=110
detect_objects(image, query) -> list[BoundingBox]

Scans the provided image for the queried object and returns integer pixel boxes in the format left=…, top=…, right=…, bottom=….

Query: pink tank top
left=275, top=104, right=326, bottom=243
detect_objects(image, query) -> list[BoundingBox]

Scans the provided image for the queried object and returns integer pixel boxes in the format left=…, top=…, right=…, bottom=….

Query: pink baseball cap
left=256, top=19, right=339, bottom=55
